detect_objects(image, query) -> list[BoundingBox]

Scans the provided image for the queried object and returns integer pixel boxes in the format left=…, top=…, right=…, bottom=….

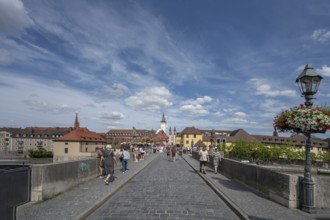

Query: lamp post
left=296, top=64, right=323, bottom=213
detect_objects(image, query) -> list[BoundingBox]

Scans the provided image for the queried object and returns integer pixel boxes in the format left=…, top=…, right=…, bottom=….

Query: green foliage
left=230, top=141, right=249, bottom=160
left=217, top=143, right=229, bottom=156
left=28, top=149, right=53, bottom=158
left=229, top=141, right=329, bottom=164
left=317, top=152, right=330, bottom=162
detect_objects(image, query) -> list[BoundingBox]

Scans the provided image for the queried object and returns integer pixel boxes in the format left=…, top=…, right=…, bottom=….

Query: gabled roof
left=227, top=129, right=260, bottom=142
left=181, top=127, right=202, bottom=135
left=107, top=129, right=155, bottom=137
left=55, top=128, right=105, bottom=142
left=154, top=130, right=167, bottom=142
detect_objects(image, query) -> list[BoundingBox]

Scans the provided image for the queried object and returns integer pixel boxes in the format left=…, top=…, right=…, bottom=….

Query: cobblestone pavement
left=16, top=153, right=158, bottom=220
left=183, top=154, right=330, bottom=220
left=16, top=153, right=330, bottom=220
left=87, top=156, right=240, bottom=220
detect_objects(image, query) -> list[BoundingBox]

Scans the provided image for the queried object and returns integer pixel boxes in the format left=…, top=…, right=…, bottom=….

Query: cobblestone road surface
left=87, top=156, right=240, bottom=220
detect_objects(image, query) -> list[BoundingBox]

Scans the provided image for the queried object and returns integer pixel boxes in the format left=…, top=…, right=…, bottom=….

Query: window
left=85, top=147, right=88, bottom=152
left=194, top=134, right=196, bottom=138
left=186, top=140, right=189, bottom=144
left=186, top=134, right=189, bottom=138
left=64, top=148, right=68, bottom=154
left=65, top=142, right=68, bottom=145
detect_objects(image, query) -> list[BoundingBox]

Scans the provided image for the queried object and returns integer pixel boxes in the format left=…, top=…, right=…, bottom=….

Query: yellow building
left=180, top=127, right=203, bottom=149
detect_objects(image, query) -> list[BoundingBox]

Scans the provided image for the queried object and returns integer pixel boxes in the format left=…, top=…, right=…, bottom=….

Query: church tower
left=160, top=113, right=166, bottom=134
left=74, top=112, right=80, bottom=130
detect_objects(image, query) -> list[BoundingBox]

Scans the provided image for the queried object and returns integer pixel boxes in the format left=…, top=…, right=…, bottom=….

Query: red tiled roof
left=55, top=127, right=105, bottom=142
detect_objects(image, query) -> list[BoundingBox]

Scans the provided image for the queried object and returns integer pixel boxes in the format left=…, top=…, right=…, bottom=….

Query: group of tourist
left=95, top=144, right=148, bottom=185
left=96, top=144, right=222, bottom=185
left=164, top=145, right=183, bottom=162
left=198, top=146, right=222, bottom=174
left=132, top=145, right=146, bottom=162
left=162, top=144, right=222, bottom=174
left=95, top=145, right=117, bottom=185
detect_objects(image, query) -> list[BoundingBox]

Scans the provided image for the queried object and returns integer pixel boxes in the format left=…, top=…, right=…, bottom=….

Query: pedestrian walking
left=119, top=147, right=124, bottom=171
left=133, top=145, right=139, bottom=162
left=121, top=146, right=131, bottom=173
left=199, top=146, right=209, bottom=174
left=171, top=145, right=177, bottom=162
left=139, top=146, right=145, bottom=160
left=103, top=145, right=117, bottom=185
left=212, top=148, right=222, bottom=174
left=95, top=147, right=103, bottom=178
left=166, top=145, right=171, bottom=161
left=178, top=146, right=183, bottom=160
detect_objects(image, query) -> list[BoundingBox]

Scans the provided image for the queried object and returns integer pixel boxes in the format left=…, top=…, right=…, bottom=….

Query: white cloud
left=180, top=96, right=213, bottom=116
left=316, top=65, right=330, bottom=77
left=0, top=0, right=34, bottom=36
left=234, top=112, right=246, bottom=118
left=24, top=99, right=76, bottom=114
left=214, top=111, right=225, bottom=116
left=96, top=83, right=129, bottom=99
left=180, top=104, right=209, bottom=115
left=223, top=108, right=236, bottom=113
left=248, top=78, right=296, bottom=97
left=222, top=118, right=248, bottom=124
left=98, top=111, right=125, bottom=120
left=312, top=29, right=330, bottom=42
left=183, top=96, right=213, bottom=105
left=124, top=86, right=172, bottom=112
left=195, top=96, right=213, bottom=104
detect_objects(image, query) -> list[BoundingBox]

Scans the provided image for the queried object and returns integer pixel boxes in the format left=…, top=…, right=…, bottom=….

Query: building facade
left=0, top=127, right=72, bottom=153
left=53, top=114, right=106, bottom=162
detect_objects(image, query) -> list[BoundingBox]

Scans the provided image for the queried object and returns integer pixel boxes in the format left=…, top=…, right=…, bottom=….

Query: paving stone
left=16, top=153, right=330, bottom=220
left=87, top=157, right=240, bottom=220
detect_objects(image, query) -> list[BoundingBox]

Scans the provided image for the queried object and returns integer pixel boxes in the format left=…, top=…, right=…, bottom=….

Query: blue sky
left=0, top=0, right=329, bottom=138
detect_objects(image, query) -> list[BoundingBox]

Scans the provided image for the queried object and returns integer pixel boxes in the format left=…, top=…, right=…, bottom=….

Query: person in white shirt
left=199, top=146, right=209, bottom=174
left=139, top=147, right=145, bottom=160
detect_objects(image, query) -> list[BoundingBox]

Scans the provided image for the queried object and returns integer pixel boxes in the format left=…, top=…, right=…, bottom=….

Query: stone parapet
left=30, top=158, right=97, bottom=202
left=192, top=152, right=330, bottom=209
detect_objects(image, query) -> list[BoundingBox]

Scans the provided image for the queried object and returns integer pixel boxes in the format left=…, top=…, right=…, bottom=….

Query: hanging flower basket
left=274, top=104, right=330, bottom=133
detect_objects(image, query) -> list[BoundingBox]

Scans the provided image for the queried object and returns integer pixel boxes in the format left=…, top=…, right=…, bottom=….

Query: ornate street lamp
left=296, top=64, right=323, bottom=213
left=296, top=64, right=323, bottom=107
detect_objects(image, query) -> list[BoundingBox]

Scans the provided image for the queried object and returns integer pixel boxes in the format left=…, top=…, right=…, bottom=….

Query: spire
left=273, top=127, right=278, bottom=137
left=160, top=113, right=167, bottom=134
left=169, top=127, right=172, bottom=135
left=161, top=113, right=166, bottom=123
left=74, top=112, right=80, bottom=130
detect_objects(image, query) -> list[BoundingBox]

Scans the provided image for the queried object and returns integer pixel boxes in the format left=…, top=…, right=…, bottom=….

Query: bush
left=229, top=140, right=330, bottom=165
left=28, top=149, right=53, bottom=158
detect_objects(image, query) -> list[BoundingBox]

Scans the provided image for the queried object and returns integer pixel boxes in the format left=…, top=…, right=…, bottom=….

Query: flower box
left=274, top=104, right=330, bottom=133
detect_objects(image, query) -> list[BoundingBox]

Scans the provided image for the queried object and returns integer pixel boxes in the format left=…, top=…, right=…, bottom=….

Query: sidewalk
left=16, top=153, right=159, bottom=220
left=16, top=153, right=330, bottom=220
left=183, top=154, right=330, bottom=220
